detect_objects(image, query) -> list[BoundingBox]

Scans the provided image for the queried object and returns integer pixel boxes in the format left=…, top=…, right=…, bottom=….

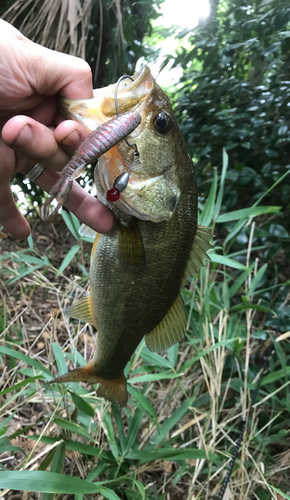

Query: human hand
left=0, top=20, right=114, bottom=239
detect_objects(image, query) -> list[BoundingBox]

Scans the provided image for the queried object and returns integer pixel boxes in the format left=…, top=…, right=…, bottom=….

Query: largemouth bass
left=52, top=66, right=212, bottom=405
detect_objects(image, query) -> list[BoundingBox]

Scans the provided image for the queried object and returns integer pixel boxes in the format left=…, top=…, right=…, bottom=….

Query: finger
left=2, top=115, right=86, bottom=172
left=54, top=120, right=89, bottom=156
left=35, top=168, right=114, bottom=233
left=0, top=180, right=31, bottom=239
left=25, top=37, right=94, bottom=100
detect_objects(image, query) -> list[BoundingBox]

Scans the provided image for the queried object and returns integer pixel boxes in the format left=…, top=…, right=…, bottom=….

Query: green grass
left=1, top=150, right=290, bottom=499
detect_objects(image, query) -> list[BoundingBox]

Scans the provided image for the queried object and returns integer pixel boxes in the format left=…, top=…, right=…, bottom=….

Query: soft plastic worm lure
left=40, top=111, right=141, bottom=221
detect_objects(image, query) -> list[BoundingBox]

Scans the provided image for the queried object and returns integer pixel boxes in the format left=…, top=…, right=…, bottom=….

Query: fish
left=51, top=66, right=212, bottom=405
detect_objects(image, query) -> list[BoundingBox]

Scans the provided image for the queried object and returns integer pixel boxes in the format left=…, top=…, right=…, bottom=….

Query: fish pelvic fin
left=51, top=362, right=128, bottom=406
left=182, top=225, right=213, bottom=284
left=64, top=294, right=96, bottom=327
left=146, top=294, right=186, bottom=352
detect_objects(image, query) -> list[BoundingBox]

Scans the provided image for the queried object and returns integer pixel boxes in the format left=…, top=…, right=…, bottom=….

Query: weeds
left=0, top=151, right=290, bottom=499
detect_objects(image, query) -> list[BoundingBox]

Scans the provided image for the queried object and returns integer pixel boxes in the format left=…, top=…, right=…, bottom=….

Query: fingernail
left=12, top=124, right=32, bottom=147
left=61, top=130, right=82, bottom=148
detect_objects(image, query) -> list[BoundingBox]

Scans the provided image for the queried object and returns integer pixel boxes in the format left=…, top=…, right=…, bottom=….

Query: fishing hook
left=106, top=74, right=141, bottom=202
left=114, top=74, right=140, bottom=159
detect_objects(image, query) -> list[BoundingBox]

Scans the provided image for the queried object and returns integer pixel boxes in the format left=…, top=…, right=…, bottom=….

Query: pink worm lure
left=40, top=111, right=141, bottom=221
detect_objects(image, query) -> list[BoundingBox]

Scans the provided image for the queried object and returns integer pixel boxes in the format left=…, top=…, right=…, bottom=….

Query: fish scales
left=51, top=66, right=212, bottom=405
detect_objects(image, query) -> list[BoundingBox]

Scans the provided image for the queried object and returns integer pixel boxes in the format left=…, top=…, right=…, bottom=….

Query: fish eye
left=153, top=112, right=172, bottom=135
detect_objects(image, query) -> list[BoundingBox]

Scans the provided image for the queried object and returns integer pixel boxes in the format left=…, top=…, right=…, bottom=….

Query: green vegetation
left=1, top=152, right=290, bottom=498
left=1, top=0, right=290, bottom=498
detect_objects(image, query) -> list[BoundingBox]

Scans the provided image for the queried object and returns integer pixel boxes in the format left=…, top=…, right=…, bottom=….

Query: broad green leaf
left=28, top=435, right=109, bottom=460
left=199, top=167, right=218, bottom=226
left=128, top=386, right=158, bottom=424
left=126, top=447, right=217, bottom=463
left=56, top=244, right=80, bottom=277
left=217, top=205, right=281, bottom=223
left=50, top=441, right=66, bottom=473
left=0, top=412, right=16, bottom=432
left=124, top=408, right=143, bottom=454
left=7, top=263, right=47, bottom=285
left=61, top=211, right=81, bottom=240
left=70, top=391, right=95, bottom=418
left=0, top=376, right=44, bottom=396
left=228, top=303, right=275, bottom=314
left=248, top=263, right=268, bottom=296
left=42, top=441, right=67, bottom=500
left=128, top=372, right=182, bottom=383
left=0, top=438, right=27, bottom=456
left=111, top=404, right=125, bottom=452
left=52, top=343, right=68, bottom=376
left=86, top=463, right=108, bottom=482
left=140, top=347, right=173, bottom=368
left=214, top=148, right=228, bottom=219
left=229, top=268, right=252, bottom=298
left=14, top=254, right=50, bottom=266
left=271, top=487, right=290, bottom=500
left=181, top=338, right=236, bottom=372
left=27, top=233, right=34, bottom=250
left=0, top=346, right=52, bottom=380
left=149, top=398, right=195, bottom=445
left=262, top=366, right=290, bottom=385
left=0, top=471, right=107, bottom=494
left=209, top=253, right=251, bottom=271
left=53, top=418, right=92, bottom=441
left=167, top=343, right=179, bottom=367
left=103, top=413, right=119, bottom=461
left=101, top=489, right=122, bottom=500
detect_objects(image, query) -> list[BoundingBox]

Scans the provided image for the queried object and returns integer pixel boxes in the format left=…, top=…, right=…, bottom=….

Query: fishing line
left=217, top=343, right=273, bottom=500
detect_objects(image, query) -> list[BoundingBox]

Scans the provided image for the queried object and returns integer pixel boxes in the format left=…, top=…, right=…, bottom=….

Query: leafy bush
left=170, top=0, right=290, bottom=223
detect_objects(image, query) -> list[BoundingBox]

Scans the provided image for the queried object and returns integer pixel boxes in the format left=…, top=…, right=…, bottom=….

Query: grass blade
left=56, top=244, right=80, bottom=277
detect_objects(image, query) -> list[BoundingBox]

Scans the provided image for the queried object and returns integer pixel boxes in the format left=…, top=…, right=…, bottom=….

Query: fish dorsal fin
left=183, top=225, right=213, bottom=283
left=64, top=295, right=96, bottom=327
left=79, top=223, right=98, bottom=239
left=145, top=294, right=186, bottom=352
left=118, top=221, right=146, bottom=268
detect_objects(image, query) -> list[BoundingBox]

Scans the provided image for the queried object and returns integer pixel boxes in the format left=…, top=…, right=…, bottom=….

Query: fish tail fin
left=51, top=362, right=128, bottom=406
left=96, top=373, right=128, bottom=406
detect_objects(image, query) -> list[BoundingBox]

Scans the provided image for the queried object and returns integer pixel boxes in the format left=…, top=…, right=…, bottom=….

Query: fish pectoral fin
left=145, top=294, right=186, bottom=352
left=51, top=363, right=128, bottom=406
left=96, top=373, right=128, bottom=406
left=183, top=225, right=214, bottom=283
left=118, top=221, right=146, bottom=269
left=79, top=223, right=98, bottom=240
left=64, top=295, right=96, bottom=327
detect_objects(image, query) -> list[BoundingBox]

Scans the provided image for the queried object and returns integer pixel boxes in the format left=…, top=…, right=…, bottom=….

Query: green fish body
left=53, top=67, right=212, bottom=404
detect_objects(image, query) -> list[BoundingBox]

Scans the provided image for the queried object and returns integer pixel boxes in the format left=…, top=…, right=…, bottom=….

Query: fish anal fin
left=96, top=373, right=128, bottom=406
left=51, top=363, right=128, bottom=406
left=118, top=221, right=146, bottom=269
left=182, top=225, right=213, bottom=284
left=51, top=362, right=99, bottom=385
left=64, top=295, right=96, bottom=327
left=145, top=294, right=186, bottom=352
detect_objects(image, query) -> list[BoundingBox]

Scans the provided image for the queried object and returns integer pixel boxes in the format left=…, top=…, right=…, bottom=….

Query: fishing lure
left=40, top=111, right=141, bottom=221
left=105, top=75, right=141, bottom=203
